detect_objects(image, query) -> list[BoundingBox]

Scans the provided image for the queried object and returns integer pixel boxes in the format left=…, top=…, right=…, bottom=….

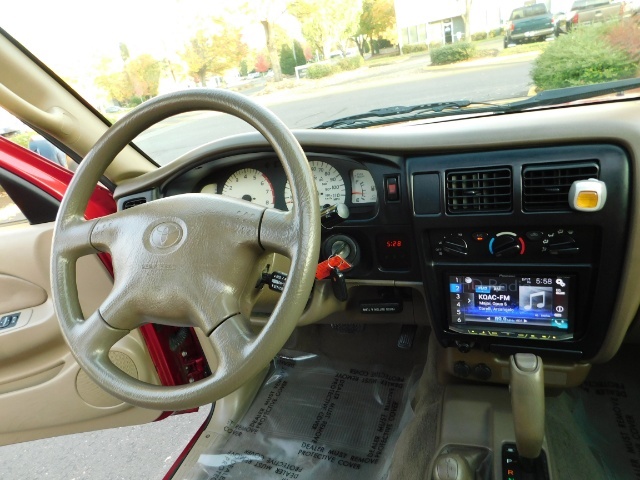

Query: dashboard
left=114, top=99, right=640, bottom=371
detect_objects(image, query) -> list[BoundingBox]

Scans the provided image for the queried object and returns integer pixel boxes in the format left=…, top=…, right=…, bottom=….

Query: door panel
left=0, top=221, right=163, bottom=446
left=0, top=274, right=46, bottom=313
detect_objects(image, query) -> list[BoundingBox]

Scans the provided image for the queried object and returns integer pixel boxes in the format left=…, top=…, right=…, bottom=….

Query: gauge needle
left=352, top=191, right=363, bottom=194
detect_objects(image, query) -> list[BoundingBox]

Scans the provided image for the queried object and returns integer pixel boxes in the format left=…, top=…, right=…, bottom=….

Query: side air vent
left=446, top=168, right=512, bottom=214
left=522, top=162, right=599, bottom=212
left=122, top=197, right=147, bottom=210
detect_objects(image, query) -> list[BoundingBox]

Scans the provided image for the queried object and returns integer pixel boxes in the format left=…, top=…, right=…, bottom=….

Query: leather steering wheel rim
left=51, top=89, right=320, bottom=410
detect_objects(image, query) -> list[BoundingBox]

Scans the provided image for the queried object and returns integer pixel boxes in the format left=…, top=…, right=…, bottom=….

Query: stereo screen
left=447, top=274, right=573, bottom=339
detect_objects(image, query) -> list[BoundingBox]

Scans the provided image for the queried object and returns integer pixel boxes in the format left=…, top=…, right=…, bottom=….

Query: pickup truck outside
left=504, top=4, right=555, bottom=48
left=564, top=0, right=624, bottom=31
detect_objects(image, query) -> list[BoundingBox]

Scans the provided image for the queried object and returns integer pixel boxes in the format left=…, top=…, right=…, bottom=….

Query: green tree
left=240, top=59, right=249, bottom=77
left=279, top=40, right=306, bottom=75
left=354, top=0, right=396, bottom=56
left=290, top=0, right=363, bottom=60
left=180, top=20, right=248, bottom=86
left=119, top=43, right=130, bottom=63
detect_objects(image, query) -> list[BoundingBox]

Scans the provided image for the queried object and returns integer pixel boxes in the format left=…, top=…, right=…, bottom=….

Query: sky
left=2, top=0, right=276, bottom=80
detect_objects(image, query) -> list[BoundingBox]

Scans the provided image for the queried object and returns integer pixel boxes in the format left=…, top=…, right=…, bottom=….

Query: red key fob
left=316, top=255, right=351, bottom=280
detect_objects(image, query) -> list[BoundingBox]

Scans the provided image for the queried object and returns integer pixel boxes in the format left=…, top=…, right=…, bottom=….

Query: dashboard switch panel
left=430, top=227, right=594, bottom=263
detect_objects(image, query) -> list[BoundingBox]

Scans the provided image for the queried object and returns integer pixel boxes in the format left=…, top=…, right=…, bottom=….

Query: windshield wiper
left=315, top=78, right=640, bottom=130
left=503, top=77, right=640, bottom=111
left=314, top=100, right=503, bottom=129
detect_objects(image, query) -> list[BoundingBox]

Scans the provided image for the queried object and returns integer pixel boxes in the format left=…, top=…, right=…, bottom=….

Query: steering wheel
left=51, top=89, right=320, bottom=410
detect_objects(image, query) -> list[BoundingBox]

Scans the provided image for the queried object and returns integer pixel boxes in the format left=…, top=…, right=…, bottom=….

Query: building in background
left=394, top=0, right=513, bottom=49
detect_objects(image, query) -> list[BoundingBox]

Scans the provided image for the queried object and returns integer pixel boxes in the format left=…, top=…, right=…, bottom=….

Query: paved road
left=1, top=408, right=210, bottom=480
left=137, top=52, right=536, bottom=165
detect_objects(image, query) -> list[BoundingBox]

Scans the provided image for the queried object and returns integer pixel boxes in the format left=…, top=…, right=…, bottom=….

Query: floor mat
left=563, top=347, right=640, bottom=480
left=186, top=349, right=417, bottom=480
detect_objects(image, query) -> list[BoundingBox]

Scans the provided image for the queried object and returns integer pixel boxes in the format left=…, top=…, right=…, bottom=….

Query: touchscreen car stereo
left=447, top=274, right=574, bottom=340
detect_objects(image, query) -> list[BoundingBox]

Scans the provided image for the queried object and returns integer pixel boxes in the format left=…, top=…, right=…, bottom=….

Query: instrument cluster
left=197, top=157, right=378, bottom=213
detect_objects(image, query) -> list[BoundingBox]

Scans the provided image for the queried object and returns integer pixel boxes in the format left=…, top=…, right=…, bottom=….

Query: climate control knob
left=489, top=233, right=525, bottom=258
left=441, top=235, right=468, bottom=257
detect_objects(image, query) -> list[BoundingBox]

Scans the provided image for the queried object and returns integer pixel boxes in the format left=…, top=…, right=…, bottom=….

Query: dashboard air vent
left=122, top=197, right=147, bottom=210
left=522, top=162, right=599, bottom=211
left=446, top=168, right=512, bottom=214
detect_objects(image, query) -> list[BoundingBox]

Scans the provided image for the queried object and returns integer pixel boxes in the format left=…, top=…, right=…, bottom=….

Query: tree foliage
left=280, top=40, right=306, bottom=75
left=127, top=54, right=161, bottom=100
left=94, top=58, right=134, bottom=105
left=255, top=53, right=271, bottom=73
left=95, top=53, right=163, bottom=105
left=180, top=20, right=248, bottom=86
left=290, top=0, right=363, bottom=59
left=353, top=0, right=395, bottom=56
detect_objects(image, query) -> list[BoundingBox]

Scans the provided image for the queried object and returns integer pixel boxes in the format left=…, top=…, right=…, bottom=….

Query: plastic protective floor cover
left=186, top=349, right=418, bottom=480
left=561, top=347, right=640, bottom=480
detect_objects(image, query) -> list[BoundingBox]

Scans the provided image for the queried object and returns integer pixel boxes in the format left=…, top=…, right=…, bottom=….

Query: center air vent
left=522, top=162, right=599, bottom=212
left=446, top=168, right=512, bottom=214
left=122, top=197, right=147, bottom=209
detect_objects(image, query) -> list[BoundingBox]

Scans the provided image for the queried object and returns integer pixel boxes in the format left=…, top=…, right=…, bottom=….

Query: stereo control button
left=526, top=231, right=544, bottom=241
left=472, top=232, right=489, bottom=242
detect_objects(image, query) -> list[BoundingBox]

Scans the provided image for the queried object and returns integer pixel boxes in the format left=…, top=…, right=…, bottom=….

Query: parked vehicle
left=504, top=3, right=555, bottom=47
left=564, top=0, right=624, bottom=30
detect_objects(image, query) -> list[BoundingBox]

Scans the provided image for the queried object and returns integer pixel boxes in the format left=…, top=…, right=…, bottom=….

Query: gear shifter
left=509, top=353, right=546, bottom=475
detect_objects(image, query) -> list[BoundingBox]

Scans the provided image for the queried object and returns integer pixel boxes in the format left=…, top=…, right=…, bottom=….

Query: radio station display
left=447, top=274, right=573, bottom=338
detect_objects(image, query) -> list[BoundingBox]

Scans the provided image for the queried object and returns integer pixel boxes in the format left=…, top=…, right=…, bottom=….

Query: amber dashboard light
left=568, top=178, right=607, bottom=212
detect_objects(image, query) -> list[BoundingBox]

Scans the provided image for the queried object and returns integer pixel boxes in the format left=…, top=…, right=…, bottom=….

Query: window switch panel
left=0, top=313, right=20, bottom=330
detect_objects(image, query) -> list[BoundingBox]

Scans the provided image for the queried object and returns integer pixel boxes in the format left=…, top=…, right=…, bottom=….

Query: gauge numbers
left=284, top=160, right=346, bottom=210
left=222, top=168, right=275, bottom=208
left=351, top=169, right=377, bottom=204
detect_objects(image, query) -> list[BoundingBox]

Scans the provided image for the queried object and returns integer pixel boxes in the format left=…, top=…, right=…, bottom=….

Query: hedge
left=430, top=43, right=476, bottom=65
left=402, top=44, right=428, bottom=54
left=532, top=25, right=637, bottom=90
left=307, top=63, right=340, bottom=79
left=337, top=55, right=365, bottom=71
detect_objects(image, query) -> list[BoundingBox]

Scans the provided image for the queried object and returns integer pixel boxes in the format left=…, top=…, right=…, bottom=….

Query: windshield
left=2, top=0, right=639, bottom=165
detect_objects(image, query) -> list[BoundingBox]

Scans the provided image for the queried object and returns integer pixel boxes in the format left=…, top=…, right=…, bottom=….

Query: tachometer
left=284, top=160, right=346, bottom=210
left=222, top=168, right=275, bottom=208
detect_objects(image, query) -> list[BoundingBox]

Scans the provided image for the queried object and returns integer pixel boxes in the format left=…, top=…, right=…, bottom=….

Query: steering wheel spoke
left=260, top=208, right=298, bottom=257
left=207, top=313, right=256, bottom=373
left=54, top=217, right=102, bottom=259
left=69, top=310, right=130, bottom=364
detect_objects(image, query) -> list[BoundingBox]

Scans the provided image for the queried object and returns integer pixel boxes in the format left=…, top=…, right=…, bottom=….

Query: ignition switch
left=322, top=234, right=360, bottom=269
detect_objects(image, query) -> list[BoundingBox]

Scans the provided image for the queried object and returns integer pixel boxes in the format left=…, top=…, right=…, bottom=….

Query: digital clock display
left=386, top=239, right=403, bottom=248
left=377, top=234, right=410, bottom=269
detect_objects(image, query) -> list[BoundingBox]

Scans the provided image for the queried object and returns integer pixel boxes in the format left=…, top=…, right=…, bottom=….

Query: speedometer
left=222, top=168, right=275, bottom=208
left=284, top=160, right=346, bottom=210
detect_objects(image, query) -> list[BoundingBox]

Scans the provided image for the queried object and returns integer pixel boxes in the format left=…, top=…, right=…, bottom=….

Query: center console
left=407, top=144, right=629, bottom=363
